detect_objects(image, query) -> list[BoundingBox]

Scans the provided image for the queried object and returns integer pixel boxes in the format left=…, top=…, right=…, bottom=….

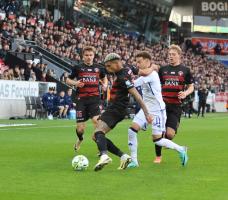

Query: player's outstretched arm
left=66, top=78, right=84, bottom=88
left=178, top=84, right=194, bottom=99
left=128, top=87, right=153, bottom=123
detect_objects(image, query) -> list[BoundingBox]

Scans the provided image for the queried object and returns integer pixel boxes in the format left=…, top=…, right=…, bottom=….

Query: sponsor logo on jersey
left=178, top=71, right=184, bottom=76
left=127, top=69, right=132, bottom=75
left=171, top=71, right=175, bottom=74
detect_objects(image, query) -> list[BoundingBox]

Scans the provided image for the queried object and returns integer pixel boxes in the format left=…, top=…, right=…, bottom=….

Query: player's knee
left=153, top=136, right=163, bottom=143
left=129, top=127, right=139, bottom=133
left=152, top=133, right=163, bottom=142
left=165, top=132, right=175, bottom=140
left=94, top=131, right=105, bottom=142
left=130, top=123, right=140, bottom=132
left=76, top=129, right=84, bottom=141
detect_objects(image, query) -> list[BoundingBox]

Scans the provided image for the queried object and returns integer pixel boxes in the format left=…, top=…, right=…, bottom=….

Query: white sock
left=155, top=138, right=184, bottom=153
left=128, top=128, right=138, bottom=164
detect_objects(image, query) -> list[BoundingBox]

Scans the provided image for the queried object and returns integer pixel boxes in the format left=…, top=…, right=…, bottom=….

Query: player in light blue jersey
left=127, top=51, right=188, bottom=168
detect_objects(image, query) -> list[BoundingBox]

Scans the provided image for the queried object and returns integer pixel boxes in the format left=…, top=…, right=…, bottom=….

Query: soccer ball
left=72, top=155, right=89, bottom=171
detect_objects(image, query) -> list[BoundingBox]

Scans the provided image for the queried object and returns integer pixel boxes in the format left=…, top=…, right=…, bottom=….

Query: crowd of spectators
left=0, top=11, right=227, bottom=92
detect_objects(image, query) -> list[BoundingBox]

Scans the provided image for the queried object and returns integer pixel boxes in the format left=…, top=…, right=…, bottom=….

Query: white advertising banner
left=0, top=80, right=39, bottom=100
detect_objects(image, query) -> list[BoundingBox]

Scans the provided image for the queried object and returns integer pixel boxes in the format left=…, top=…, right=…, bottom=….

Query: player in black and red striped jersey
left=66, top=46, right=108, bottom=151
left=93, top=53, right=153, bottom=171
left=154, top=45, right=194, bottom=163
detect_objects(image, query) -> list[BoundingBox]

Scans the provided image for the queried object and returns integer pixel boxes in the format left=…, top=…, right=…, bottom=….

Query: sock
left=76, top=129, right=84, bottom=141
left=128, top=127, right=138, bottom=164
left=106, top=138, right=123, bottom=157
left=154, top=138, right=184, bottom=153
left=94, top=131, right=107, bottom=155
left=155, top=144, right=162, bottom=157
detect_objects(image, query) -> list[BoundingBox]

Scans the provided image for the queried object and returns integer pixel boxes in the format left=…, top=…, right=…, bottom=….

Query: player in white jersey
left=127, top=51, right=188, bottom=168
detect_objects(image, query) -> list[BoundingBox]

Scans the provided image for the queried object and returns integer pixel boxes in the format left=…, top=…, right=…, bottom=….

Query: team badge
left=178, top=71, right=184, bottom=76
left=125, top=80, right=132, bottom=87
left=94, top=68, right=99, bottom=72
left=127, top=69, right=132, bottom=75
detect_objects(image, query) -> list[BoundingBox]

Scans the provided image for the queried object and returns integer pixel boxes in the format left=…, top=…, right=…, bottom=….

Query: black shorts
left=76, top=96, right=101, bottom=122
left=99, top=108, right=127, bottom=129
left=166, top=104, right=182, bottom=133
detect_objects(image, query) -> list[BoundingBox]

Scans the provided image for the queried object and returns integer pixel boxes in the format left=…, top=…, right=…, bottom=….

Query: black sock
left=94, top=131, right=107, bottom=155
left=106, top=138, right=123, bottom=157
left=155, top=144, right=162, bottom=157
left=76, top=129, right=84, bottom=141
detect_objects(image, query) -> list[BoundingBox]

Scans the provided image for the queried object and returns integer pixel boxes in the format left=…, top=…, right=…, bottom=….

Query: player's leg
left=74, top=100, right=88, bottom=151
left=128, top=109, right=146, bottom=168
left=63, top=105, right=69, bottom=118
left=197, top=101, right=201, bottom=117
left=154, top=106, right=181, bottom=163
left=94, top=109, right=131, bottom=171
left=152, top=110, right=187, bottom=166
left=88, top=97, right=101, bottom=128
left=58, top=106, right=64, bottom=118
left=202, top=101, right=206, bottom=117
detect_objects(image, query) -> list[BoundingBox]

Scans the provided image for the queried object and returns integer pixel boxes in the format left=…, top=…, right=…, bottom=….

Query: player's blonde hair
left=169, top=44, right=182, bottom=55
left=82, top=46, right=96, bottom=55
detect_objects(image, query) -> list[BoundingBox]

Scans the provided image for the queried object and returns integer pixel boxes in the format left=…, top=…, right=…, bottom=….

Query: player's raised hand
left=76, top=80, right=85, bottom=88
left=178, top=91, right=187, bottom=99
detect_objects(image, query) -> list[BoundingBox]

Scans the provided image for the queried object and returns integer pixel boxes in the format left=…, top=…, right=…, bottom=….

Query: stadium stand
left=0, top=11, right=226, bottom=93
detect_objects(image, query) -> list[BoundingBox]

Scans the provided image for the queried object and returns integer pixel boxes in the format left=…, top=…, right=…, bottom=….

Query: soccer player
left=127, top=51, right=188, bottom=168
left=93, top=53, right=153, bottom=172
left=153, top=44, right=194, bottom=163
left=66, top=46, right=108, bottom=151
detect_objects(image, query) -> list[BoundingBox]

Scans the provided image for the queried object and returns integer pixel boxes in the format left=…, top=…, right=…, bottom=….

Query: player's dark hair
left=135, top=51, right=151, bottom=60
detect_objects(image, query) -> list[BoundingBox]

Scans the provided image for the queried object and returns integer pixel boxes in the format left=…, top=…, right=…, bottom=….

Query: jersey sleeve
left=99, top=66, right=106, bottom=79
left=134, top=77, right=144, bottom=87
left=134, top=72, right=157, bottom=87
left=185, top=68, right=194, bottom=84
left=122, top=68, right=134, bottom=90
left=158, top=67, right=163, bottom=82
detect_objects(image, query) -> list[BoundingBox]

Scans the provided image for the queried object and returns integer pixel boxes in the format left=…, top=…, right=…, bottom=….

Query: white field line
left=0, top=120, right=132, bottom=131
left=0, top=124, right=76, bottom=131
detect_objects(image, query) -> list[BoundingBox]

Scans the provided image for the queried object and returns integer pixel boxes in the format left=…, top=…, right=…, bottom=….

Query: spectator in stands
left=19, top=67, right=25, bottom=80
left=24, top=62, right=33, bottom=80
left=42, top=87, right=55, bottom=119
left=214, top=43, right=222, bottom=55
left=40, top=71, right=47, bottom=82
left=0, top=44, right=9, bottom=60
left=13, top=65, right=21, bottom=80
left=2, top=69, right=9, bottom=80
left=60, top=71, right=69, bottom=83
left=29, top=71, right=37, bottom=81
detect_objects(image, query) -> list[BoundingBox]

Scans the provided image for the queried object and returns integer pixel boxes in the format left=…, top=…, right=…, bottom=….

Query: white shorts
left=133, top=109, right=167, bottom=135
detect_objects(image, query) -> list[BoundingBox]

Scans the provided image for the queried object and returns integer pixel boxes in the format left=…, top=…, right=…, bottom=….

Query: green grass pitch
left=0, top=113, right=227, bottom=200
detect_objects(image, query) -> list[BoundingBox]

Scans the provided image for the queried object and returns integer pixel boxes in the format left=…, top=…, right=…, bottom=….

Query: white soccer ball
left=72, top=155, right=89, bottom=171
